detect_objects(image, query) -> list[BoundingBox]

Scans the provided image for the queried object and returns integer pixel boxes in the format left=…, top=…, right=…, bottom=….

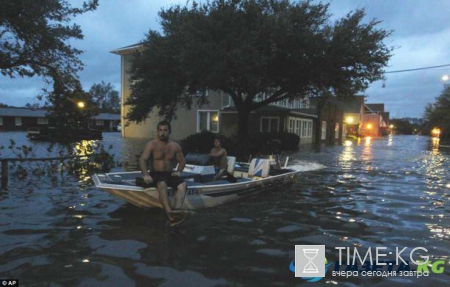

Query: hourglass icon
left=303, top=249, right=319, bottom=273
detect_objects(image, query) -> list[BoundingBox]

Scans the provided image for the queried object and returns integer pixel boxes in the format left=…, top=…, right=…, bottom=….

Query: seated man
left=209, top=137, right=228, bottom=180
left=139, top=120, right=188, bottom=226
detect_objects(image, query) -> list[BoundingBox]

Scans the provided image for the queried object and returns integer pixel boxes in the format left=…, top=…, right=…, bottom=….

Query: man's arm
left=174, top=145, right=185, bottom=175
left=139, top=142, right=153, bottom=178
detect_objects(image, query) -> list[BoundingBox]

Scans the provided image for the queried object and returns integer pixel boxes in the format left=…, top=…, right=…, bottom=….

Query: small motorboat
left=92, top=153, right=304, bottom=210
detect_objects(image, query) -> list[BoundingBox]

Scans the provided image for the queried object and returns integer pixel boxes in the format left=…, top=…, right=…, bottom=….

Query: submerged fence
left=1, top=153, right=112, bottom=190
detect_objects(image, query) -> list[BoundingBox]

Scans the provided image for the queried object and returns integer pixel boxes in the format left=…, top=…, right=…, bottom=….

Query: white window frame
left=37, top=118, right=49, bottom=125
left=15, top=117, right=22, bottom=126
left=197, top=110, right=220, bottom=133
left=335, top=123, right=340, bottom=139
left=260, top=116, right=280, bottom=132
left=287, top=117, right=313, bottom=139
left=321, top=121, right=327, bottom=140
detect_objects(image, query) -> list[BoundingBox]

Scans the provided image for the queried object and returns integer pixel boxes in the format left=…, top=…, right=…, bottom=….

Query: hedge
left=180, top=131, right=299, bottom=161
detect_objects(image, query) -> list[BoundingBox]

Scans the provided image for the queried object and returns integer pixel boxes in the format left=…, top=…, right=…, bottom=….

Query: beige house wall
left=120, top=51, right=232, bottom=140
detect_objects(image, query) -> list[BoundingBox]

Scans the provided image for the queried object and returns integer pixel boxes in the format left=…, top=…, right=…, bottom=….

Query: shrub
left=180, top=131, right=222, bottom=154
left=180, top=131, right=299, bottom=161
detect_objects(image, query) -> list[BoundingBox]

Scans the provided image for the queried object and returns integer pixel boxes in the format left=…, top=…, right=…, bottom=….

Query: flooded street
left=0, top=132, right=449, bottom=286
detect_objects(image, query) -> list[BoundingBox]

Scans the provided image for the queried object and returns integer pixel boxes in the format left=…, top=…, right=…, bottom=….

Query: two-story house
left=112, top=44, right=318, bottom=144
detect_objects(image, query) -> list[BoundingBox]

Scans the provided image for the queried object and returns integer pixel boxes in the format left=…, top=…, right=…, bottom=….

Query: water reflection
left=0, top=133, right=449, bottom=286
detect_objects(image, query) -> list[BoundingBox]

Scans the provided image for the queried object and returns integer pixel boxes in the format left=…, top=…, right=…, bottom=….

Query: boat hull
left=92, top=169, right=301, bottom=210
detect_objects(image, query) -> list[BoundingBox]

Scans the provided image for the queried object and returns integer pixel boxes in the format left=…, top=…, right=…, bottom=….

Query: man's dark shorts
left=149, top=171, right=184, bottom=189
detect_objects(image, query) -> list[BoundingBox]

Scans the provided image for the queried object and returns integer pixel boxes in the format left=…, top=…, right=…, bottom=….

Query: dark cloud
left=1, top=0, right=450, bottom=118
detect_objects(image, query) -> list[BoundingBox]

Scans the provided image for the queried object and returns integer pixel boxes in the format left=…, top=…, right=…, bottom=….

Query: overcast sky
left=2, top=0, right=450, bottom=118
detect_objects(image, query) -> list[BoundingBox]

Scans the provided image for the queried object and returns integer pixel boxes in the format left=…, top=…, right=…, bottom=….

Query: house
left=360, top=104, right=390, bottom=137
left=339, top=95, right=366, bottom=137
left=112, top=44, right=323, bottom=145
left=0, top=108, right=120, bottom=132
left=310, top=98, right=345, bottom=144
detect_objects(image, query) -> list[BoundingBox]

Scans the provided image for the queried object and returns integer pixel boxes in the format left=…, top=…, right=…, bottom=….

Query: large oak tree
left=127, top=0, right=392, bottom=137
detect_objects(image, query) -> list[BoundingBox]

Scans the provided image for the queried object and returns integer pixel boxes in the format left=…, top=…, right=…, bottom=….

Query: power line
left=385, top=64, right=450, bottom=74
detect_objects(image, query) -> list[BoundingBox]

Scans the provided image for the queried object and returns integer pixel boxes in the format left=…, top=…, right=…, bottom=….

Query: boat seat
left=226, top=156, right=236, bottom=174
left=248, top=158, right=270, bottom=178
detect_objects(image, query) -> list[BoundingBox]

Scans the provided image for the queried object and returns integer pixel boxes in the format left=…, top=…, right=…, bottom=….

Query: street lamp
left=431, top=127, right=441, bottom=138
left=76, top=101, right=86, bottom=109
left=345, top=116, right=354, bottom=124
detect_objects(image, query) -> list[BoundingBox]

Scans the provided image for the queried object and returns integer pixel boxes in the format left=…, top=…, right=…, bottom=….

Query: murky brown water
left=0, top=133, right=449, bottom=286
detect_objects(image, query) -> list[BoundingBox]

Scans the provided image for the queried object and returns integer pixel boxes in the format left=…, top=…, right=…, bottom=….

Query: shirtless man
left=210, top=137, right=227, bottom=180
left=139, top=121, right=187, bottom=224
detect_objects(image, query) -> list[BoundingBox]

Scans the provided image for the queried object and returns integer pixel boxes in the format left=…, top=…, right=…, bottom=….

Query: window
left=307, top=121, right=312, bottom=137
left=287, top=117, right=313, bottom=138
left=96, top=120, right=105, bottom=126
left=197, top=110, right=219, bottom=133
left=0, top=117, right=3, bottom=125
left=288, top=118, right=295, bottom=133
left=295, top=119, right=300, bottom=135
left=335, top=123, right=340, bottom=139
left=321, top=121, right=327, bottom=140
left=15, top=117, right=22, bottom=126
left=260, top=117, right=279, bottom=132
left=37, top=118, right=48, bottom=125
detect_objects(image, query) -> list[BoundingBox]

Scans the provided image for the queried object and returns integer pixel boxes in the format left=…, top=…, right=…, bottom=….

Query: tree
left=424, top=84, right=450, bottom=141
left=89, top=81, right=120, bottom=113
left=0, top=0, right=98, bottom=79
left=45, top=73, right=98, bottom=137
left=127, top=0, right=392, bottom=137
left=24, top=102, right=41, bottom=109
left=390, top=118, right=415, bottom=135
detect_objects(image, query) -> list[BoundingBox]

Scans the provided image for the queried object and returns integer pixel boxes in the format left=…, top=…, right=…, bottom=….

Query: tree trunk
left=237, top=107, right=251, bottom=139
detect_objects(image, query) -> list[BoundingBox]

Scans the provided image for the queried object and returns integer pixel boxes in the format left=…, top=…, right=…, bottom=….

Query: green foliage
left=180, top=131, right=299, bottom=161
left=390, top=119, right=421, bottom=135
left=0, top=139, right=115, bottom=189
left=44, top=75, right=99, bottom=138
left=128, top=0, right=392, bottom=136
left=424, top=85, right=450, bottom=141
left=180, top=131, right=218, bottom=154
left=89, top=81, right=120, bottom=113
left=0, top=0, right=98, bottom=80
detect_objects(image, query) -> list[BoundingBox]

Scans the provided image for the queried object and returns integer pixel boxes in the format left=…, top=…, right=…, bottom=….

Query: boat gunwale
left=92, top=167, right=301, bottom=193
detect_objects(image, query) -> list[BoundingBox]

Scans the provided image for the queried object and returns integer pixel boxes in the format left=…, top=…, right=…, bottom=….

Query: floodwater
left=0, top=132, right=449, bottom=286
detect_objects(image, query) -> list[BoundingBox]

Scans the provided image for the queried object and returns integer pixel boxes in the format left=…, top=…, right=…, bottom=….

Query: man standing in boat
left=139, top=120, right=188, bottom=225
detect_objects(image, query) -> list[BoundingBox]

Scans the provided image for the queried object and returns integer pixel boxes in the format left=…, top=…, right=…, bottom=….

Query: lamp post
left=76, top=101, right=86, bottom=109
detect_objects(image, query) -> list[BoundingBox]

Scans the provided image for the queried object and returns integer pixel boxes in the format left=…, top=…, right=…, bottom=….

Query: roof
left=222, top=105, right=318, bottom=118
left=0, top=108, right=46, bottom=117
left=0, top=108, right=120, bottom=120
left=94, top=113, right=120, bottom=120
left=365, top=103, right=385, bottom=113
left=110, top=42, right=143, bottom=55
